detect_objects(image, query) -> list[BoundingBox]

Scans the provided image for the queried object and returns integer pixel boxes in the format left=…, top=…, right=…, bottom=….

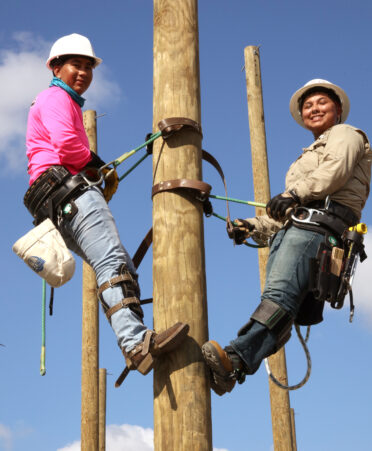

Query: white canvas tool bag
left=12, top=218, right=75, bottom=287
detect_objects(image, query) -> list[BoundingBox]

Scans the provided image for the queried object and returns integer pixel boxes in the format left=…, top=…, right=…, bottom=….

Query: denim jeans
left=230, top=226, right=324, bottom=374
left=59, top=186, right=147, bottom=352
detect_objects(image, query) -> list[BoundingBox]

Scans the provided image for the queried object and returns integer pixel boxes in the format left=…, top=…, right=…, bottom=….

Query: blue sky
left=1, top=1, right=372, bottom=450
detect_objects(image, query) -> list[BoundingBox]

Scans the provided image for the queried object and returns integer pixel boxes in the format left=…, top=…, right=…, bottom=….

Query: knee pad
left=238, top=299, right=293, bottom=351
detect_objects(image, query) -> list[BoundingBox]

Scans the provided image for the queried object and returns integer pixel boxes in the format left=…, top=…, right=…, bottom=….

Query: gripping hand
left=227, top=218, right=255, bottom=245
left=266, top=192, right=299, bottom=221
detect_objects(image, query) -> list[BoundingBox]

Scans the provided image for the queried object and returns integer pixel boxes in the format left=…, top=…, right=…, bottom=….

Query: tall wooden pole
left=152, top=1, right=212, bottom=450
left=244, top=46, right=295, bottom=451
left=99, top=368, right=107, bottom=451
left=81, top=110, right=99, bottom=451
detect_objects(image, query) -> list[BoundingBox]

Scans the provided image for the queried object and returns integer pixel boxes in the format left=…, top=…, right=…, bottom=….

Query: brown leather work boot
left=202, top=340, right=245, bottom=396
left=123, top=322, right=189, bottom=376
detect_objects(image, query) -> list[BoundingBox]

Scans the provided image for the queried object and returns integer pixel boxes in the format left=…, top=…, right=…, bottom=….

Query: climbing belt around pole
left=109, top=116, right=272, bottom=291
left=93, top=116, right=266, bottom=252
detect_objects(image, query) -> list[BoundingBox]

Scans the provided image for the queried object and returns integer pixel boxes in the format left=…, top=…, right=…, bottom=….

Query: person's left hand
left=266, top=192, right=298, bottom=221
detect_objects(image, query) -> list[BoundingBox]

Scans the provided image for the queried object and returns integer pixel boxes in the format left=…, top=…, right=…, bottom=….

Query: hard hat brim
left=46, top=53, right=102, bottom=70
left=289, top=80, right=350, bottom=128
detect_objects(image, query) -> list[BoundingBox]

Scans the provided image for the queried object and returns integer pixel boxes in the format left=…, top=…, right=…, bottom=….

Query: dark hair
left=50, top=54, right=95, bottom=69
left=299, top=87, right=341, bottom=110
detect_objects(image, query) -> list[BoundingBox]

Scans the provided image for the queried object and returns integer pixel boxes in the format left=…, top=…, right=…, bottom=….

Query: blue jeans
left=230, top=226, right=324, bottom=374
left=59, top=187, right=147, bottom=352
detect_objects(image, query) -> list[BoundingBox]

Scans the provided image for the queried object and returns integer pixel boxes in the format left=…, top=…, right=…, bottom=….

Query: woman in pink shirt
left=24, top=33, right=188, bottom=382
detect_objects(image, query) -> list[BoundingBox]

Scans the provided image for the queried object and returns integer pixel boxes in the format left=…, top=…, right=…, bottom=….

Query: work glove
left=102, top=167, right=119, bottom=202
left=266, top=191, right=299, bottom=221
left=227, top=218, right=255, bottom=245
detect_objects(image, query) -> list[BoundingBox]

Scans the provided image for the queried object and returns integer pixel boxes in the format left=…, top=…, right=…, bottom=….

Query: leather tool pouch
left=24, top=166, right=87, bottom=226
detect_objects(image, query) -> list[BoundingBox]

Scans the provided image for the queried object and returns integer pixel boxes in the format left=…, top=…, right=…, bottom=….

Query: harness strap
left=97, top=273, right=135, bottom=298
left=158, top=117, right=203, bottom=139
left=306, top=200, right=358, bottom=226
left=97, top=270, right=144, bottom=321
left=115, top=367, right=130, bottom=387
left=132, top=228, right=152, bottom=269
left=308, top=213, right=348, bottom=236
left=141, top=330, right=154, bottom=356
left=152, top=178, right=211, bottom=199
left=104, top=297, right=141, bottom=321
left=132, top=147, right=233, bottom=281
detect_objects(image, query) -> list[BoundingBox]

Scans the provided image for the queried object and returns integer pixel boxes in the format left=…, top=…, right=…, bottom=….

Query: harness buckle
left=291, top=206, right=325, bottom=226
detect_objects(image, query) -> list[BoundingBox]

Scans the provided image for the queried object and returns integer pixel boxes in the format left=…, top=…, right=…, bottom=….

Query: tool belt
left=291, top=200, right=358, bottom=236
left=24, top=166, right=88, bottom=226
left=290, top=200, right=366, bottom=324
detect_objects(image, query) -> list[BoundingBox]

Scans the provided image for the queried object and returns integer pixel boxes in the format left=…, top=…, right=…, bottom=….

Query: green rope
left=118, top=153, right=150, bottom=182
left=113, top=131, right=162, bottom=168
left=211, top=212, right=266, bottom=248
left=40, top=279, right=46, bottom=376
left=209, top=194, right=266, bottom=208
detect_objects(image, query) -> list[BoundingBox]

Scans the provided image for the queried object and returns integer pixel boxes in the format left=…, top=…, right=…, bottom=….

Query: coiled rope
left=264, top=324, right=311, bottom=390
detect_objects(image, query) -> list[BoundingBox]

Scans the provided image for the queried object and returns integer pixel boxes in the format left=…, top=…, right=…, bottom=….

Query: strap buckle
left=291, top=206, right=325, bottom=226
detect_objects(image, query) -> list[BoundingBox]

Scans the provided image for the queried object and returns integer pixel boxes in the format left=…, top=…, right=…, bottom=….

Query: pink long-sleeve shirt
left=26, top=86, right=92, bottom=185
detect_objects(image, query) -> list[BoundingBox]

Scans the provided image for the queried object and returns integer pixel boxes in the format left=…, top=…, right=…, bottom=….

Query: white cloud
left=57, top=423, right=229, bottom=451
left=0, top=32, right=120, bottom=173
left=106, top=424, right=153, bottom=451
left=352, top=227, right=372, bottom=326
left=57, top=424, right=153, bottom=451
left=0, top=423, right=12, bottom=451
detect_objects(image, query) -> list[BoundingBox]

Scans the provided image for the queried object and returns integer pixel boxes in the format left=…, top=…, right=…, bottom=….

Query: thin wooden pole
left=244, top=46, right=295, bottom=451
left=152, top=1, right=212, bottom=450
left=290, top=408, right=297, bottom=451
left=99, top=368, right=107, bottom=451
left=81, top=110, right=99, bottom=451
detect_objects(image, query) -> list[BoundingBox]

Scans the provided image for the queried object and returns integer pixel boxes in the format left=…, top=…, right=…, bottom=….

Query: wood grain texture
left=153, top=1, right=212, bottom=450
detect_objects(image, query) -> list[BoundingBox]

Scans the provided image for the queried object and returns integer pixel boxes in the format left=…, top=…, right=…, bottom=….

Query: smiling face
left=53, top=56, right=94, bottom=95
left=301, top=91, right=342, bottom=138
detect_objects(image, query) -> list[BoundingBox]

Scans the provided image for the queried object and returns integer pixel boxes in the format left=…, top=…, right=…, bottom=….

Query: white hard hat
left=46, top=33, right=102, bottom=69
left=289, top=79, right=350, bottom=128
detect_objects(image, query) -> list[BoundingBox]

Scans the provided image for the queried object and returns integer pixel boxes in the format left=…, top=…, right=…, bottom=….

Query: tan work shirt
left=250, top=124, right=372, bottom=240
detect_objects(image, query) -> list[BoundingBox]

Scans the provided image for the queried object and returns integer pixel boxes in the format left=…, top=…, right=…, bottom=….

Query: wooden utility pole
left=244, top=46, right=295, bottom=450
left=99, top=368, right=107, bottom=451
left=81, top=110, right=99, bottom=451
left=152, top=1, right=212, bottom=450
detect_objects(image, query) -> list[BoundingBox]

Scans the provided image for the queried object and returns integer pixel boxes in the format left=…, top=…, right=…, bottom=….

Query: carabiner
left=79, top=160, right=116, bottom=189
left=291, top=206, right=325, bottom=226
